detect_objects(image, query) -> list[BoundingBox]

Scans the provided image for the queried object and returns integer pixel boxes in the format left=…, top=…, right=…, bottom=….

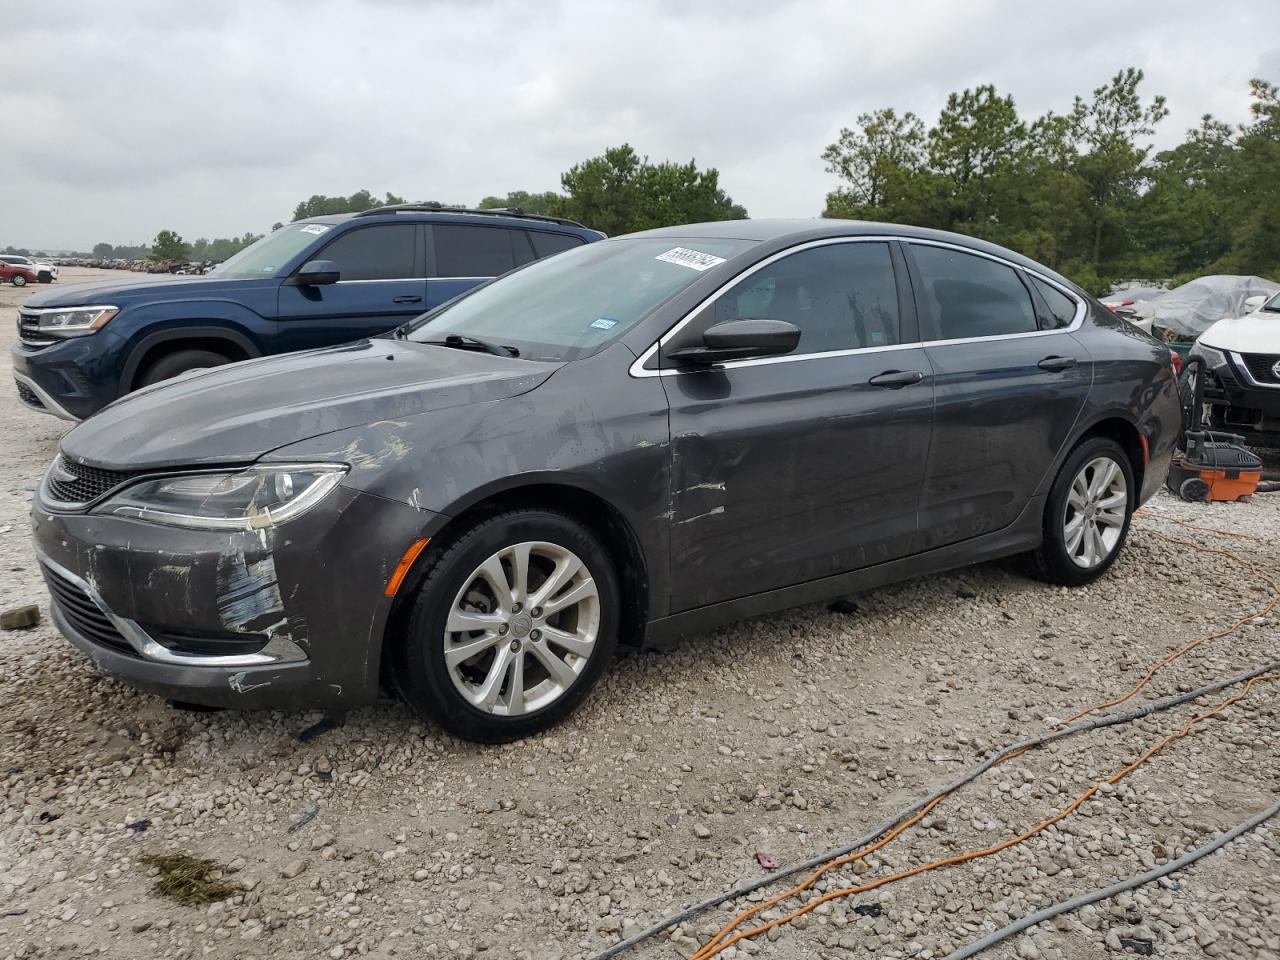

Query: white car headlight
left=102, top=464, right=347, bottom=530
left=28, top=305, right=119, bottom=338
left=1189, top=341, right=1227, bottom=369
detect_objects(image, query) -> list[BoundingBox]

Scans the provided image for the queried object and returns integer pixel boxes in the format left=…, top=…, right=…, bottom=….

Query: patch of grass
left=139, top=852, right=240, bottom=905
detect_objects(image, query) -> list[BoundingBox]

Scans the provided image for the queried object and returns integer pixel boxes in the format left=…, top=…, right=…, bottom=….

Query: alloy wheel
left=444, top=541, right=599, bottom=716
left=1064, top=456, right=1128, bottom=569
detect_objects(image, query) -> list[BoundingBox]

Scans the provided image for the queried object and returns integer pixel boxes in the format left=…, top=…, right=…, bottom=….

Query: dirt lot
left=1, top=269, right=1277, bottom=960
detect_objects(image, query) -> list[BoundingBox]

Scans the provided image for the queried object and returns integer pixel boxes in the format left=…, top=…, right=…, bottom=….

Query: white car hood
left=1198, top=310, right=1280, bottom=354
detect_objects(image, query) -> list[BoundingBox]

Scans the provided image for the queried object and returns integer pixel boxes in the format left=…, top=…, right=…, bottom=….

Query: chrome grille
left=1238, top=352, right=1280, bottom=385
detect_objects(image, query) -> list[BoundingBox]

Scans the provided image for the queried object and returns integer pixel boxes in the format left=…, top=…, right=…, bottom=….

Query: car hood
left=59, top=339, right=559, bottom=471
left=21, top=274, right=268, bottom=308
left=1198, top=310, right=1280, bottom=354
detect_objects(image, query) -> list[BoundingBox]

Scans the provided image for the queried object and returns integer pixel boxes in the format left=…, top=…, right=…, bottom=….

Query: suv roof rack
left=352, top=202, right=588, bottom=229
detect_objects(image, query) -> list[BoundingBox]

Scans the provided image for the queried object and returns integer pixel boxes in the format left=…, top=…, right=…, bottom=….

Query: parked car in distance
left=12, top=205, right=604, bottom=420
left=1190, top=290, right=1280, bottom=446
left=0, top=262, right=39, bottom=287
left=31, top=220, right=1181, bottom=741
left=0, top=254, right=58, bottom=283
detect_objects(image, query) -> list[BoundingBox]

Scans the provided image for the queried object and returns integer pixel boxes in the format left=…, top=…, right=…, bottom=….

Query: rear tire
left=137, top=348, right=231, bottom=388
left=11, top=274, right=26, bottom=287
left=392, top=509, right=620, bottom=743
left=1030, top=437, right=1135, bottom=587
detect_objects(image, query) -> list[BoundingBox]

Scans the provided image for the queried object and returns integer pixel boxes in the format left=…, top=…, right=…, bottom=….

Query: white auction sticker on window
left=655, top=247, right=726, bottom=271
left=299, top=224, right=332, bottom=236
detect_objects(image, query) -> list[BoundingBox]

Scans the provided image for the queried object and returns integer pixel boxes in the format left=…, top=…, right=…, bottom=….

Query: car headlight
left=1190, top=341, right=1227, bottom=369
left=28, top=305, right=119, bottom=338
left=103, top=464, right=347, bottom=530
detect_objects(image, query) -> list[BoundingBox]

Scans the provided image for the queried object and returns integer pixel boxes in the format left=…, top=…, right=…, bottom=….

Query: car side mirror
left=667, top=318, right=801, bottom=366
left=1243, top=295, right=1266, bottom=313
left=286, top=259, right=340, bottom=286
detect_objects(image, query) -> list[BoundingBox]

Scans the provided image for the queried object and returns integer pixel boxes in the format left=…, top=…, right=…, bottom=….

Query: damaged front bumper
left=32, top=484, right=445, bottom=710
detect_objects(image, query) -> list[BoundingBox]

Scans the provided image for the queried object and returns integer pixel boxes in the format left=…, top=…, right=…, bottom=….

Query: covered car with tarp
left=1132, top=275, right=1280, bottom=340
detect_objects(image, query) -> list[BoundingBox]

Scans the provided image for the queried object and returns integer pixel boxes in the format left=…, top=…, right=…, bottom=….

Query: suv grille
left=46, top=455, right=138, bottom=506
left=15, top=380, right=45, bottom=410
left=1238, top=352, right=1280, bottom=385
left=17, top=310, right=55, bottom=348
left=42, top=564, right=137, bottom=657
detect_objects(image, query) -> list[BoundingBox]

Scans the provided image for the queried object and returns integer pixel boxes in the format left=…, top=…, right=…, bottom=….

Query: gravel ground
left=1, top=269, right=1277, bottom=960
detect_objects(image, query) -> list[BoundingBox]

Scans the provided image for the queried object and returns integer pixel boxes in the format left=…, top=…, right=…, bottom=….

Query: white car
left=0, top=255, right=58, bottom=283
left=1189, top=291, right=1280, bottom=446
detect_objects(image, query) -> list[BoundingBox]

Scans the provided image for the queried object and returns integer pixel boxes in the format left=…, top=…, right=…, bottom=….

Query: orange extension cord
left=690, top=518, right=1278, bottom=960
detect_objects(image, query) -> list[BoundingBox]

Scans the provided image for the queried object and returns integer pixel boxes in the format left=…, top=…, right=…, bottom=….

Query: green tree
left=556, top=144, right=746, bottom=235
left=1213, top=79, right=1280, bottom=276
left=821, top=108, right=928, bottom=220
left=150, top=229, right=188, bottom=262
left=92, top=242, right=113, bottom=258
left=291, top=190, right=406, bottom=221
left=1070, top=68, right=1169, bottom=272
left=478, top=191, right=561, bottom=216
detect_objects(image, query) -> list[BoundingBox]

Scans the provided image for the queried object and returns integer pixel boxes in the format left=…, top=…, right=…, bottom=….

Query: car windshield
left=404, top=237, right=755, bottom=361
left=1264, top=292, right=1280, bottom=312
left=210, top=223, right=334, bottom=278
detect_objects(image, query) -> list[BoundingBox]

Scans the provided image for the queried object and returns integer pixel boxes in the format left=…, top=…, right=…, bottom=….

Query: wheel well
left=129, top=337, right=249, bottom=390
left=1075, top=417, right=1145, bottom=491
left=387, top=484, right=650, bottom=656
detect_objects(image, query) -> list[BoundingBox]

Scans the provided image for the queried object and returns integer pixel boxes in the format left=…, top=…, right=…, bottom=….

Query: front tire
left=137, top=348, right=231, bottom=387
left=38, top=272, right=53, bottom=283
left=392, top=509, right=620, bottom=743
left=1030, top=437, right=1134, bottom=586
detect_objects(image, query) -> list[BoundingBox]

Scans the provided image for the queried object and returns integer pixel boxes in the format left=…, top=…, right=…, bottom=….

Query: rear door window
left=433, top=225, right=523, bottom=277
left=529, top=231, right=586, bottom=259
left=316, top=224, right=416, bottom=281
left=1031, top=276, right=1080, bottom=328
left=910, top=245, right=1038, bottom=339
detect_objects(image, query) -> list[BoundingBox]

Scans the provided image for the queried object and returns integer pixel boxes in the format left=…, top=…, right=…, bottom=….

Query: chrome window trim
left=38, top=550, right=307, bottom=668
left=332, top=277, right=424, bottom=284
left=627, top=236, right=1086, bottom=378
left=1230, top=352, right=1280, bottom=389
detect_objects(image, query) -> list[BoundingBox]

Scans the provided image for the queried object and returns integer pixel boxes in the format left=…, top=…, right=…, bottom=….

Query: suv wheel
left=38, top=271, right=53, bottom=283
left=137, top=348, right=231, bottom=387
left=392, top=509, right=619, bottom=743
left=11, top=274, right=26, bottom=287
left=1030, top=437, right=1134, bottom=586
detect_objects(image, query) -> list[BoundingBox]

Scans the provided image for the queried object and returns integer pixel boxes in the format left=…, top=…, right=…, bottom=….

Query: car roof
left=621, top=219, right=1078, bottom=289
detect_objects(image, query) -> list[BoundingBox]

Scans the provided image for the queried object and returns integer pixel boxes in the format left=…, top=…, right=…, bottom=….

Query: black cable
left=941, top=798, right=1280, bottom=960
left=589, top=659, right=1280, bottom=959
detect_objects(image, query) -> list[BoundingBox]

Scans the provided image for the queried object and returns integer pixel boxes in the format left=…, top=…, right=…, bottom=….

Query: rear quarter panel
left=1062, top=304, right=1181, bottom=504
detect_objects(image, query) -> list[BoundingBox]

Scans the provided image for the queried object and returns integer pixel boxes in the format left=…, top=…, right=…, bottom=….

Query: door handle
left=868, top=370, right=925, bottom=388
left=392, top=295, right=423, bottom=304
left=1038, top=356, right=1077, bottom=372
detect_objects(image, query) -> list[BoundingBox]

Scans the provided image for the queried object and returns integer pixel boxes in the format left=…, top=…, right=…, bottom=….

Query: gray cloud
left=1, top=0, right=1273, bottom=249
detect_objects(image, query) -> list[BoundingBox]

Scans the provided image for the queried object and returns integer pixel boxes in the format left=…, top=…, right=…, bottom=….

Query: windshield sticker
left=655, top=247, right=727, bottom=271
left=299, top=224, right=331, bottom=236
left=590, top=317, right=619, bottom=331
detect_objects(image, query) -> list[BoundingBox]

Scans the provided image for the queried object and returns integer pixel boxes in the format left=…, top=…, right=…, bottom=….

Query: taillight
left=1168, top=349, right=1182, bottom=376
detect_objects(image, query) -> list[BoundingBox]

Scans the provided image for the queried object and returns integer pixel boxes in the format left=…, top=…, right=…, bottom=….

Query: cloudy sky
left=4, top=0, right=1276, bottom=251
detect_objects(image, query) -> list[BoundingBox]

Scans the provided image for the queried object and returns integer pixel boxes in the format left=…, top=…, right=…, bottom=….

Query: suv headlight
left=102, top=464, right=347, bottom=530
left=28, top=305, right=119, bottom=338
left=1189, top=341, right=1227, bottom=369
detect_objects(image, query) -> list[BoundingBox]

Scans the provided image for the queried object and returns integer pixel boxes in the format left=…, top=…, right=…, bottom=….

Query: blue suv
left=13, top=205, right=604, bottom=420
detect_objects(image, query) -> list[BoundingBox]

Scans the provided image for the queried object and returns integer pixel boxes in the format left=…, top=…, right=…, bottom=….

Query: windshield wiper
left=419, top=334, right=520, bottom=358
